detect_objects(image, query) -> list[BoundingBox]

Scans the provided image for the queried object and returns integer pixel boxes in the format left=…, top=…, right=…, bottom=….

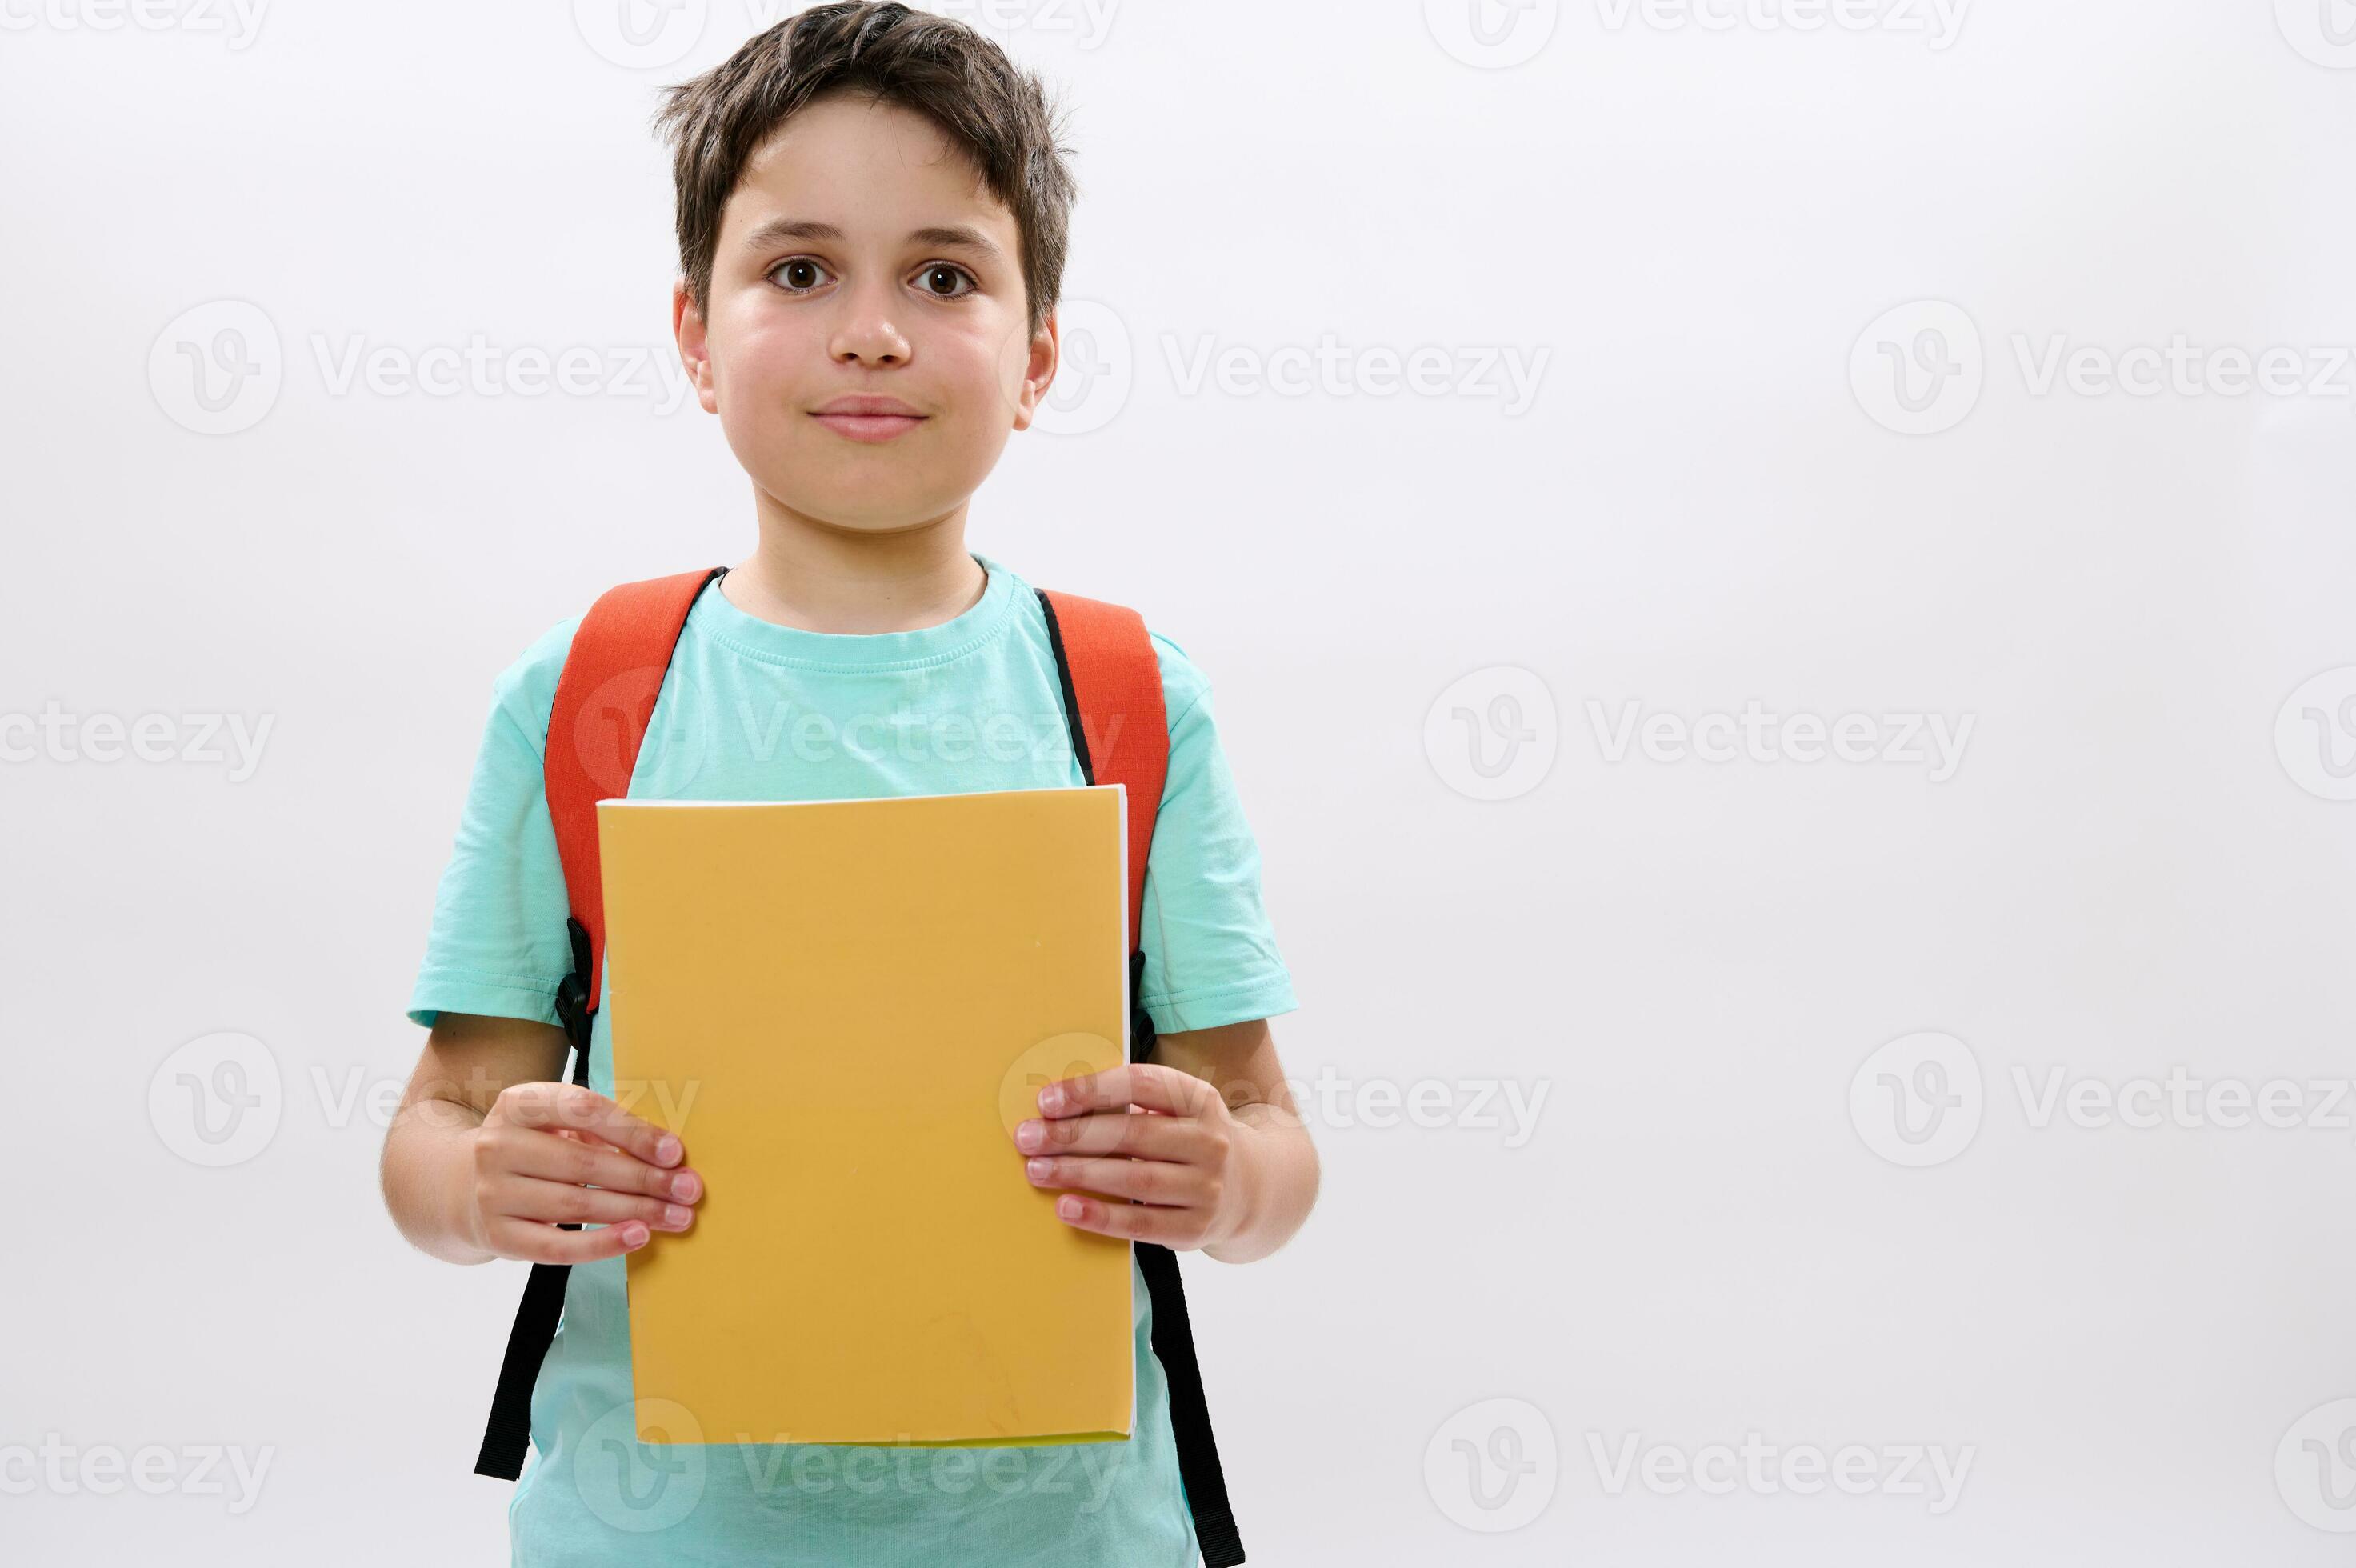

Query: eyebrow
left=739, top=218, right=1004, bottom=262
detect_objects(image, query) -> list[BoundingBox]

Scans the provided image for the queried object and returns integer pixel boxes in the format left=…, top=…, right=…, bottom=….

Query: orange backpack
left=470, top=567, right=1246, bottom=1566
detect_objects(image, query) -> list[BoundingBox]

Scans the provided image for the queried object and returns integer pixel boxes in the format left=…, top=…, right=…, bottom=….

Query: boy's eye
left=914, top=263, right=978, bottom=300
left=769, top=257, right=833, bottom=293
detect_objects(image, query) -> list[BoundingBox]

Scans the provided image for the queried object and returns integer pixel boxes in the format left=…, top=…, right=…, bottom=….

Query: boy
left=377, top=5, right=1318, bottom=1564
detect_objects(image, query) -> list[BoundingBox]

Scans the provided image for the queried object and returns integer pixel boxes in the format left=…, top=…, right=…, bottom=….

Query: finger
left=490, top=1175, right=698, bottom=1233
left=1047, top=1192, right=1203, bottom=1247
left=1014, top=1109, right=1216, bottom=1162
left=499, top=1127, right=703, bottom=1203
left=483, top=1214, right=654, bottom=1266
left=1024, top=1154, right=1213, bottom=1209
left=556, top=1120, right=652, bottom=1154
left=502, top=1082, right=685, bottom=1170
left=1040, top=1063, right=1214, bottom=1120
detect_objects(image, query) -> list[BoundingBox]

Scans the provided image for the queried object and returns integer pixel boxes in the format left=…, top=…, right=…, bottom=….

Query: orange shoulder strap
left=1035, top=588, right=1168, bottom=956
left=543, top=571, right=1165, bottom=1035
left=545, top=567, right=724, bottom=1028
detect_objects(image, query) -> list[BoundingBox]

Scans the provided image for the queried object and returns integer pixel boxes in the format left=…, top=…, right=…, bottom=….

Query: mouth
left=811, top=397, right=927, bottom=444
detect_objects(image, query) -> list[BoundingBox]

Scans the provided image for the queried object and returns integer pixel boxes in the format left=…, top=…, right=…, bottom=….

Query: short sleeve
left=1135, top=632, right=1301, bottom=1034
left=405, top=620, right=582, bottom=1030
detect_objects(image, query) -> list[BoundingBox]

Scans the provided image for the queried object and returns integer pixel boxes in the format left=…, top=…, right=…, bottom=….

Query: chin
left=766, top=478, right=945, bottom=534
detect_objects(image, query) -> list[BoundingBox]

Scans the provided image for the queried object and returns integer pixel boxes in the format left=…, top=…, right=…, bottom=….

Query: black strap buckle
left=552, top=916, right=595, bottom=1059
left=1128, top=948, right=1158, bottom=1065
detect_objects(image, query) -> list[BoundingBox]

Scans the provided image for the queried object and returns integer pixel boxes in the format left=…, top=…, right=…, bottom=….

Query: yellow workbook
left=597, top=785, right=1135, bottom=1449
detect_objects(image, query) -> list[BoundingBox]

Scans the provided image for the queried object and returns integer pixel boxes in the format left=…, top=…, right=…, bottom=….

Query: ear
left=1010, top=309, right=1060, bottom=433
left=673, top=278, right=719, bottom=416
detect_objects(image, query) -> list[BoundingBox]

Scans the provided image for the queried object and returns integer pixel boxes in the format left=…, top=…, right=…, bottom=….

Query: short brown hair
left=655, top=2, right=1078, bottom=338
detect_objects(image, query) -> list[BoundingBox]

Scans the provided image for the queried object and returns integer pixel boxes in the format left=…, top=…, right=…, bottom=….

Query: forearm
left=1204, top=1107, right=1319, bottom=1264
left=382, top=1097, right=494, bottom=1266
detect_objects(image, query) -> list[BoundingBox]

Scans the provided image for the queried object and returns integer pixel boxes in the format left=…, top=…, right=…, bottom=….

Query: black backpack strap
left=474, top=932, right=595, bottom=1478
left=1042, top=583, right=1246, bottom=1566
left=1128, top=950, right=1247, bottom=1566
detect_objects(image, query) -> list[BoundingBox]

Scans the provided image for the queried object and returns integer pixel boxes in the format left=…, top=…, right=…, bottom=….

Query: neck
left=725, top=488, right=988, bottom=634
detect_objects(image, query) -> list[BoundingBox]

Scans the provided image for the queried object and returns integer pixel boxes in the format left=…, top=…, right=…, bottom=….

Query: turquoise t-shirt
left=407, top=550, right=1298, bottom=1566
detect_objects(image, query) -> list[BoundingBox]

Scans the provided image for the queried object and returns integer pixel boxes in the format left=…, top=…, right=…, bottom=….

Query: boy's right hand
left=465, top=1081, right=702, bottom=1263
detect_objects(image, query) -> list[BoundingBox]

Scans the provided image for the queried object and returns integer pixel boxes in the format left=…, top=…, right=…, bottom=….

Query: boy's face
left=674, top=91, right=1057, bottom=534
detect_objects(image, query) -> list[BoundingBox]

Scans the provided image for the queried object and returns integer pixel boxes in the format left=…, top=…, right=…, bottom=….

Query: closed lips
left=813, top=397, right=924, bottom=417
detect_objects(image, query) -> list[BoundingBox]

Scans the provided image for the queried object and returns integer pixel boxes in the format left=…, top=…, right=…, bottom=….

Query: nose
left=827, top=276, right=914, bottom=367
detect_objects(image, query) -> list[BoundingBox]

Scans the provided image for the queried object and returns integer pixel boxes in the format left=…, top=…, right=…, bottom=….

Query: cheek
left=942, top=317, right=1038, bottom=427
left=709, top=310, right=809, bottom=410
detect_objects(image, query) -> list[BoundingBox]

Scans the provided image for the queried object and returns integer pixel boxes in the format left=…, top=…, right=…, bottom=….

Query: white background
left=6, top=0, right=2356, bottom=1562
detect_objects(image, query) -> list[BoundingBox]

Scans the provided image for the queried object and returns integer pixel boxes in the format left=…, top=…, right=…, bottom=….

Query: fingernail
left=664, top=1205, right=692, bottom=1228
left=671, top=1171, right=699, bottom=1201
left=1026, top=1158, right=1052, bottom=1182
left=1057, top=1196, right=1082, bottom=1221
left=1015, top=1120, right=1042, bottom=1151
left=656, top=1135, right=682, bottom=1166
left=622, top=1222, right=650, bottom=1248
left=1040, top=1085, right=1063, bottom=1113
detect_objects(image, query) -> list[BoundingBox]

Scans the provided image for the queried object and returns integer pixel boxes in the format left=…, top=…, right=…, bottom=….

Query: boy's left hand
left=1012, top=1063, right=1246, bottom=1251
